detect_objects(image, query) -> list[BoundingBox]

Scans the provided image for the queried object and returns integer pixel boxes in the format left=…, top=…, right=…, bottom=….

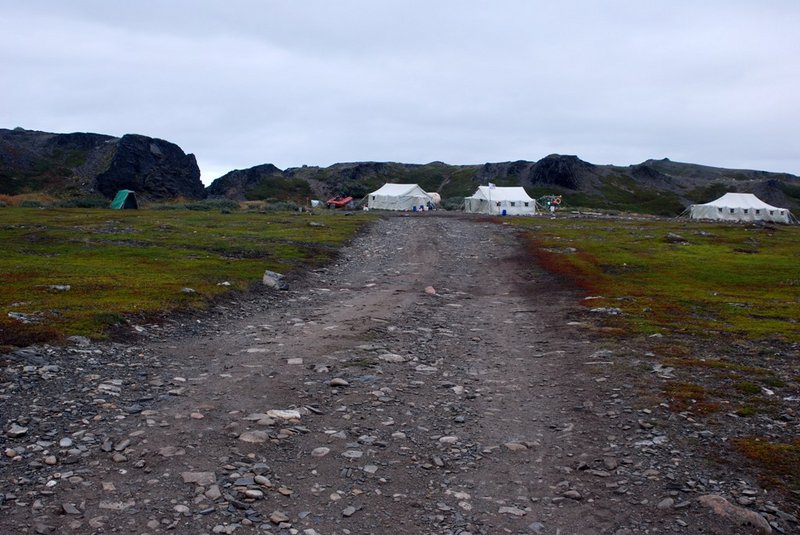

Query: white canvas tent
left=464, top=186, right=537, bottom=216
left=688, top=193, right=792, bottom=224
left=367, top=183, right=433, bottom=211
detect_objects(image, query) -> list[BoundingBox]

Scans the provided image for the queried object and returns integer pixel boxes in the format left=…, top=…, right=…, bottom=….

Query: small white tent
left=464, top=186, right=536, bottom=216
left=367, top=183, right=433, bottom=211
left=688, top=193, right=792, bottom=224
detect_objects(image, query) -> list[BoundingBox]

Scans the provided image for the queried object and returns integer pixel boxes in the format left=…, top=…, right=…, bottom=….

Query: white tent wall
left=367, top=183, right=433, bottom=211
left=464, top=186, right=536, bottom=215
left=688, top=193, right=791, bottom=224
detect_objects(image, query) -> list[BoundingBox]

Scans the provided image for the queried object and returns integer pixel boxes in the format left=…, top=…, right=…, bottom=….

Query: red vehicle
left=326, top=195, right=353, bottom=208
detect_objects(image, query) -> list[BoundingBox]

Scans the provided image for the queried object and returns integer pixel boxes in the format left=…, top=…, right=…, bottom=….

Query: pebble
left=499, top=506, right=527, bottom=516
left=330, top=378, right=350, bottom=387
left=7, top=423, right=28, bottom=438
left=657, top=497, right=675, bottom=509
left=270, top=511, right=289, bottom=524
left=239, top=430, right=269, bottom=443
left=342, top=506, right=357, bottom=517
left=181, top=471, right=216, bottom=485
left=267, top=409, right=302, bottom=420
left=311, top=447, right=331, bottom=457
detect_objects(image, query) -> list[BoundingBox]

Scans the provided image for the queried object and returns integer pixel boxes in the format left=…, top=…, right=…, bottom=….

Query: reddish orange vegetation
left=664, top=382, right=722, bottom=415
left=523, top=235, right=604, bottom=295
left=0, top=319, right=63, bottom=349
left=0, top=193, right=58, bottom=206
left=733, top=437, right=800, bottom=494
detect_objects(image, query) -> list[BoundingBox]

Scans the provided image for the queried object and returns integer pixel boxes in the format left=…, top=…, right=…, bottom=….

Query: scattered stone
left=263, top=270, right=288, bottom=290
left=7, top=423, right=28, bottom=438
left=342, top=506, right=357, bottom=517
left=311, top=447, right=330, bottom=457
left=181, top=472, right=216, bottom=486
left=239, top=431, right=269, bottom=443
left=563, top=490, right=582, bottom=500
left=504, top=442, right=528, bottom=451
left=697, top=494, right=772, bottom=534
left=61, top=503, right=81, bottom=515
left=266, top=409, right=302, bottom=420
left=665, top=233, right=689, bottom=244
left=269, top=511, right=289, bottom=524
left=499, top=506, right=526, bottom=516
left=330, top=378, right=350, bottom=387
left=657, top=497, right=675, bottom=509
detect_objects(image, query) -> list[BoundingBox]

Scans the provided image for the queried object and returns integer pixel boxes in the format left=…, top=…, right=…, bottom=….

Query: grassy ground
left=0, top=207, right=375, bottom=348
left=513, top=216, right=800, bottom=341
left=511, top=214, right=800, bottom=501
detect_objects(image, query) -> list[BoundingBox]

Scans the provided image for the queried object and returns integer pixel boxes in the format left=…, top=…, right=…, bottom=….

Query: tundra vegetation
left=512, top=216, right=800, bottom=501
left=0, top=206, right=375, bottom=349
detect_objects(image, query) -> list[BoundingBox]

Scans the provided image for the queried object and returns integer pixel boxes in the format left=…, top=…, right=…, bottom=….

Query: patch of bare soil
left=1, top=214, right=794, bottom=534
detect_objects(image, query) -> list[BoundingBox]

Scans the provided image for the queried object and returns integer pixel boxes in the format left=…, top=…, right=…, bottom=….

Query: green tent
left=110, top=190, right=139, bottom=209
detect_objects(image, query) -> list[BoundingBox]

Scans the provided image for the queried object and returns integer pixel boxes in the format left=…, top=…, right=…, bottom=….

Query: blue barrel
left=502, top=209, right=507, bottom=216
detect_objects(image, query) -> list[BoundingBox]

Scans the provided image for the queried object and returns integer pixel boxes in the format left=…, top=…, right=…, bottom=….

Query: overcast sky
left=2, top=1, right=799, bottom=184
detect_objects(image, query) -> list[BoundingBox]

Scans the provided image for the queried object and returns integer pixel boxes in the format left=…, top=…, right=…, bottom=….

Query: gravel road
left=1, top=215, right=792, bottom=534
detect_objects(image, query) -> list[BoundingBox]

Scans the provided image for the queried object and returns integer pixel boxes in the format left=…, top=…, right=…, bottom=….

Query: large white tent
left=464, top=186, right=537, bottom=215
left=367, top=183, right=433, bottom=211
left=688, top=193, right=792, bottom=224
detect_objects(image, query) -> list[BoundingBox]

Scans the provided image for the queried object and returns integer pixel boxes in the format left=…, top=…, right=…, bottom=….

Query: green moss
left=735, top=381, right=762, bottom=395
left=246, top=176, right=312, bottom=201
left=511, top=217, right=800, bottom=341
left=0, top=207, right=375, bottom=345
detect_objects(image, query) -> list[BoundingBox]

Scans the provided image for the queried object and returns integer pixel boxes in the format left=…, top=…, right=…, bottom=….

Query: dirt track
left=1, top=215, right=790, bottom=534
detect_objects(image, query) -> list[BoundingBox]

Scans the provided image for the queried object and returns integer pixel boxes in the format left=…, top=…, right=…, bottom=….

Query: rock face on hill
left=0, top=128, right=204, bottom=200
left=205, top=164, right=284, bottom=200
left=207, top=154, right=800, bottom=215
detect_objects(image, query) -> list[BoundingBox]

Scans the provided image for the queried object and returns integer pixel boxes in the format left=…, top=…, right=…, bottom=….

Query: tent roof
left=110, top=189, right=138, bottom=209
left=693, top=192, right=784, bottom=210
left=467, top=186, right=533, bottom=202
left=370, top=183, right=429, bottom=197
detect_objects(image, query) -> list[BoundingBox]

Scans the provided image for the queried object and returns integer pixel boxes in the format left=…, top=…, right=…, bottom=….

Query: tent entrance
left=110, top=190, right=139, bottom=209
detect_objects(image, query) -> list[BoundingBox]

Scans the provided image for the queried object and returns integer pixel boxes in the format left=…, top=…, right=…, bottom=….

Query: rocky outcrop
left=0, top=128, right=204, bottom=200
left=94, top=134, right=204, bottom=199
left=531, top=154, right=595, bottom=190
left=206, top=164, right=285, bottom=200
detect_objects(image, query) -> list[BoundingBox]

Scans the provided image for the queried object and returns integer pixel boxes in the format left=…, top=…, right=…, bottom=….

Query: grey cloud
left=2, top=1, right=799, bottom=183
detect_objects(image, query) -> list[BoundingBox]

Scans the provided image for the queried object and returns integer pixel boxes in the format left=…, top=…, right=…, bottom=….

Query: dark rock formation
left=94, top=134, right=204, bottom=199
left=0, top=128, right=204, bottom=200
left=531, top=154, right=595, bottom=190
left=206, top=164, right=284, bottom=200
